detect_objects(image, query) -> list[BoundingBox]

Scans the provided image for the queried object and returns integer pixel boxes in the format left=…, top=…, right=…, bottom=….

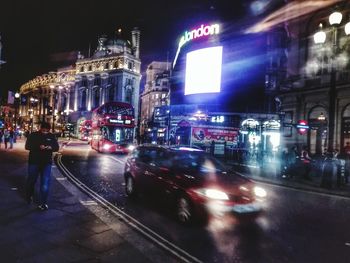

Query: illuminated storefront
left=168, top=22, right=277, bottom=154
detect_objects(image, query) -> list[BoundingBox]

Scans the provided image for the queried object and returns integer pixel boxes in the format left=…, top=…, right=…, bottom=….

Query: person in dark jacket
left=25, top=122, right=59, bottom=210
left=321, top=152, right=337, bottom=189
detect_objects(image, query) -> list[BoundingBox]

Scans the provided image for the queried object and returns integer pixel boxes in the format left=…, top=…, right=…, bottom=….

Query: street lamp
left=49, top=85, right=56, bottom=133
left=313, top=10, right=349, bottom=152
left=14, top=92, right=20, bottom=130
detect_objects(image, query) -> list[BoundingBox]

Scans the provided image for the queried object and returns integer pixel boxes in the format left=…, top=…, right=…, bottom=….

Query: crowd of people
left=0, top=128, right=19, bottom=149
left=280, top=144, right=350, bottom=189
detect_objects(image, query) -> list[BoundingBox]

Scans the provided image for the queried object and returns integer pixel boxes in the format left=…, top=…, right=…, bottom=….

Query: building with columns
left=19, top=67, right=75, bottom=132
left=19, top=28, right=141, bottom=134
left=140, top=61, right=171, bottom=137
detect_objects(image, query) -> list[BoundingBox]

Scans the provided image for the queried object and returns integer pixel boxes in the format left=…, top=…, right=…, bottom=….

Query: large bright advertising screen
left=185, top=46, right=223, bottom=96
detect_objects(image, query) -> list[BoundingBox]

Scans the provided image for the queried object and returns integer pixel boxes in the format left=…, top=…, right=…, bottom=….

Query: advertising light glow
left=185, top=46, right=223, bottom=96
left=173, top=23, right=220, bottom=67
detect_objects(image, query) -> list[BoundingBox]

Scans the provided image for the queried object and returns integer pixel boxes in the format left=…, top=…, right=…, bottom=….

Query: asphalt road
left=60, top=142, right=350, bottom=263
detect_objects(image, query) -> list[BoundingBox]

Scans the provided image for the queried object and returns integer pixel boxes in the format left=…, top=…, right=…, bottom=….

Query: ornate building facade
left=270, top=2, right=350, bottom=154
left=19, top=28, right=141, bottom=134
left=140, top=61, right=171, bottom=136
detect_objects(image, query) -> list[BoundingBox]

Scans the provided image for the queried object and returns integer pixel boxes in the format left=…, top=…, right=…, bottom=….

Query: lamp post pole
left=14, top=92, right=20, bottom=130
left=314, top=11, right=350, bottom=152
left=50, top=85, right=55, bottom=134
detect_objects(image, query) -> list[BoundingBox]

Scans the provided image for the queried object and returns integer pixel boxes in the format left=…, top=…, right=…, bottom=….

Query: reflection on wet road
left=60, top=142, right=350, bottom=263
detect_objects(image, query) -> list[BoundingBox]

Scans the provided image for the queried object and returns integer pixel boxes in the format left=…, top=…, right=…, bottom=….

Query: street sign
left=297, top=120, right=309, bottom=135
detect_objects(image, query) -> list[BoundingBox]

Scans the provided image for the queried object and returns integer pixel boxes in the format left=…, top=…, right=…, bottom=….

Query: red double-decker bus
left=78, top=119, right=92, bottom=142
left=90, top=102, right=135, bottom=153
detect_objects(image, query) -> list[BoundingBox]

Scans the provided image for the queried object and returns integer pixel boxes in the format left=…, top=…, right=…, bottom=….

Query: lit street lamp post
left=29, top=97, right=38, bottom=132
left=50, top=85, right=56, bottom=134
left=314, top=11, right=350, bottom=152
left=14, top=92, right=20, bottom=130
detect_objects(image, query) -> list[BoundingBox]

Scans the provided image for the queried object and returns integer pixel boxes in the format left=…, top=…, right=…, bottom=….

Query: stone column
left=74, top=85, right=78, bottom=111
left=66, top=89, right=70, bottom=113
left=87, top=86, right=91, bottom=111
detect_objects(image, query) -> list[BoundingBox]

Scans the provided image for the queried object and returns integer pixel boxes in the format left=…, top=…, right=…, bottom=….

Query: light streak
left=246, top=0, right=342, bottom=34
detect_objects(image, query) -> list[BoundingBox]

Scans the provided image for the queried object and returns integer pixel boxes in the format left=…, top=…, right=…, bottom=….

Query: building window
left=126, top=78, right=133, bottom=86
left=128, top=62, right=133, bottom=70
left=88, top=65, right=92, bottom=71
left=162, top=93, right=166, bottom=98
left=93, top=88, right=100, bottom=108
left=155, top=94, right=159, bottom=99
left=162, top=80, right=168, bottom=86
left=81, top=89, right=87, bottom=109
left=125, top=88, right=133, bottom=104
left=80, top=66, right=84, bottom=72
left=94, top=78, right=100, bottom=86
left=104, top=63, right=109, bottom=70
left=109, top=87, right=114, bottom=102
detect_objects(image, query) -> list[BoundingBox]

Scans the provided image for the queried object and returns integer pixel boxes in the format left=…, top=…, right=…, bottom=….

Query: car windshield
left=172, top=151, right=227, bottom=175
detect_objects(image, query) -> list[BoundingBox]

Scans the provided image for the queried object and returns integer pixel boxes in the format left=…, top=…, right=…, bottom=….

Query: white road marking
left=11, top=187, right=18, bottom=191
left=56, top=154, right=202, bottom=263
left=345, top=243, right=350, bottom=247
left=108, top=156, right=126, bottom=165
left=80, top=200, right=98, bottom=206
left=56, top=177, right=67, bottom=181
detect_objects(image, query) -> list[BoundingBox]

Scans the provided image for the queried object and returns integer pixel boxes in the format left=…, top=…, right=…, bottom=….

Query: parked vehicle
left=124, top=145, right=266, bottom=224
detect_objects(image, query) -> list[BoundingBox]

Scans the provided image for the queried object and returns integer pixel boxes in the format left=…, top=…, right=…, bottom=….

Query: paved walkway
left=0, top=139, right=172, bottom=263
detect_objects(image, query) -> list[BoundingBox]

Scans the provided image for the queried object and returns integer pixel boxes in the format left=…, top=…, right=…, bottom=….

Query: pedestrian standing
left=0, top=129, right=3, bottom=149
left=301, top=146, right=312, bottom=180
left=321, top=152, right=337, bottom=189
left=3, top=129, right=10, bottom=149
left=25, top=122, right=59, bottom=210
left=280, top=148, right=289, bottom=178
left=9, top=128, right=14, bottom=149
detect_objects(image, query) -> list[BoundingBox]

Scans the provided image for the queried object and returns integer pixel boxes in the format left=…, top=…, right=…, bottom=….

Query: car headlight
left=103, top=144, right=111, bottom=150
left=128, top=145, right=135, bottom=151
left=254, top=186, right=267, bottom=198
left=195, top=188, right=229, bottom=200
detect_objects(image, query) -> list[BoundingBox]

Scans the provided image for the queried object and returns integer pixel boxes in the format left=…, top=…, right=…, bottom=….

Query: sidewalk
left=0, top=140, right=171, bottom=263
left=227, top=160, right=350, bottom=198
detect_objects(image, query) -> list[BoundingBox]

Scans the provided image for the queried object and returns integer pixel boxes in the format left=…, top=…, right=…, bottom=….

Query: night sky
left=0, top=0, right=283, bottom=110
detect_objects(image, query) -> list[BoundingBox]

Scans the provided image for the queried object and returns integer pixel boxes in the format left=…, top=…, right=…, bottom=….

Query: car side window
left=139, top=148, right=157, bottom=164
left=173, top=153, right=200, bottom=172
left=131, top=149, right=139, bottom=158
left=154, top=150, right=172, bottom=168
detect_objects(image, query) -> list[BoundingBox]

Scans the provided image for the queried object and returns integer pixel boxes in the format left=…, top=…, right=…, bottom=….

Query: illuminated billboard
left=185, top=46, right=223, bottom=96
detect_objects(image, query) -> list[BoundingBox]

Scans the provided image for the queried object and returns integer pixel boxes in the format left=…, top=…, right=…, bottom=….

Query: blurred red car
left=124, top=145, right=266, bottom=224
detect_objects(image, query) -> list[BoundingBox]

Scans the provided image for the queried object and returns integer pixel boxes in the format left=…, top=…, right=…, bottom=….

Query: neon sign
left=173, top=23, right=220, bottom=67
